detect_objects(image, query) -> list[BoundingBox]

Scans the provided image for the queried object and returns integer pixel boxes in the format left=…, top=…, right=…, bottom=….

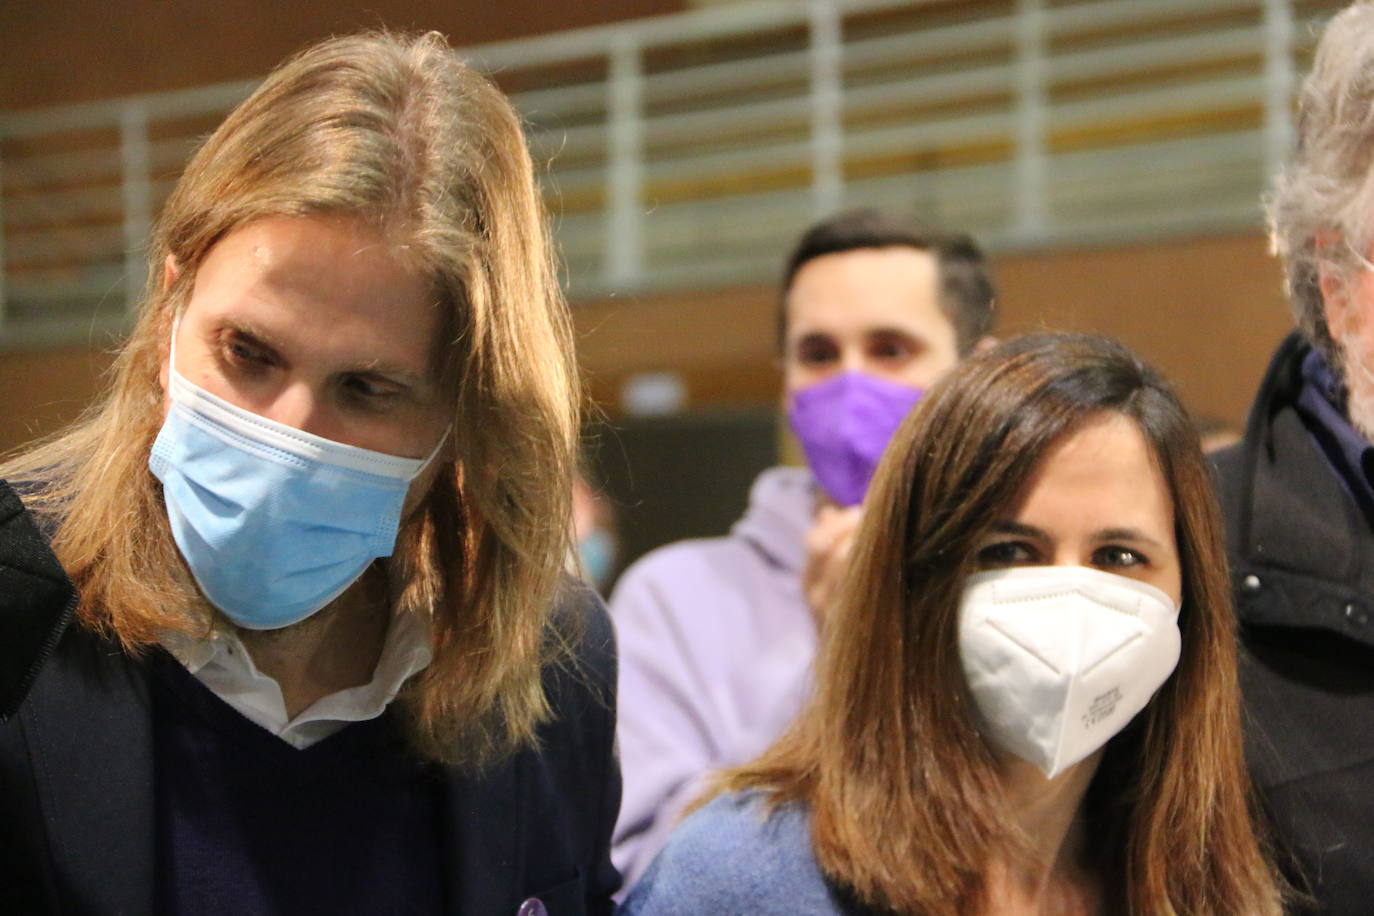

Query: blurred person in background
left=0, top=32, right=619, bottom=914
left=1213, top=4, right=1374, bottom=912
left=610, top=209, right=996, bottom=886
left=571, top=469, right=620, bottom=593
left=1195, top=415, right=1242, bottom=454
left=623, top=333, right=1284, bottom=916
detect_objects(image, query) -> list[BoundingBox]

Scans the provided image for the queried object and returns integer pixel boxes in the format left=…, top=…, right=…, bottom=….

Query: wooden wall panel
left=0, top=0, right=684, bottom=110
left=0, top=345, right=116, bottom=455
left=574, top=230, right=1291, bottom=430
left=0, top=230, right=1293, bottom=455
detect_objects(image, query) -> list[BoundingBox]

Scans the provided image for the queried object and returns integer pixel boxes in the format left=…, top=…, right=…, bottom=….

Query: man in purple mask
left=609, top=210, right=997, bottom=888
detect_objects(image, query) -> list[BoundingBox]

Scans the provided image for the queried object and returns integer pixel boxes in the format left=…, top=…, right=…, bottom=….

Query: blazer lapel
left=23, top=630, right=155, bottom=915
left=443, top=748, right=525, bottom=915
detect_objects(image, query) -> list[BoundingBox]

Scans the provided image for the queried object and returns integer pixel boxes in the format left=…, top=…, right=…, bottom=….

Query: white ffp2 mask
left=958, top=565, right=1181, bottom=779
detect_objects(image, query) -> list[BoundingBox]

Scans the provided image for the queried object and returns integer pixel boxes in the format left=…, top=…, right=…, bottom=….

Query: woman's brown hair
left=1, top=31, right=580, bottom=769
left=718, top=333, right=1282, bottom=914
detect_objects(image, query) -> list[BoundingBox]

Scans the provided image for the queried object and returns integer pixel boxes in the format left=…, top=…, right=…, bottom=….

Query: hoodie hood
left=729, top=466, right=817, bottom=575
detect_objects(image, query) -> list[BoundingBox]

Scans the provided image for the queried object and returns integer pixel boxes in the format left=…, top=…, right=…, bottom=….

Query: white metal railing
left=0, top=0, right=1344, bottom=349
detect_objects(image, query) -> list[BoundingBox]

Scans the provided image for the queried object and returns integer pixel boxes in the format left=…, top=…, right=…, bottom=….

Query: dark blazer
left=0, top=480, right=621, bottom=915
left=1213, top=333, right=1374, bottom=916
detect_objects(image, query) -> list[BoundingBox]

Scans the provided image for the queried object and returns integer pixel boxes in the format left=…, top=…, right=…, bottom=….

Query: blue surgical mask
left=149, top=326, right=445, bottom=630
left=577, top=528, right=617, bottom=591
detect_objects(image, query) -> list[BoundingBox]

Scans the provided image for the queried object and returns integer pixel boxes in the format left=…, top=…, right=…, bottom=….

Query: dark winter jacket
left=1214, top=333, right=1374, bottom=916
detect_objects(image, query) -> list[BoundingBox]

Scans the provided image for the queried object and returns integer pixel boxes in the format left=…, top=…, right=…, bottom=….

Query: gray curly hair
left=1268, top=1, right=1374, bottom=369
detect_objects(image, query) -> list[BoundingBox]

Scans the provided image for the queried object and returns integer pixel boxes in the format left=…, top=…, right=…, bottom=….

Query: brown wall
left=0, top=345, right=116, bottom=454
left=576, top=230, right=1291, bottom=431
left=994, top=232, right=1291, bottom=428
left=0, top=230, right=1290, bottom=455
left=0, top=0, right=684, bottom=111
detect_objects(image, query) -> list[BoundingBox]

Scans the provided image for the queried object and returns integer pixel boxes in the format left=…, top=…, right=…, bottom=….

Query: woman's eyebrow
left=1093, top=527, right=1167, bottom=548
left=988, top=520, right=1047, bottom=540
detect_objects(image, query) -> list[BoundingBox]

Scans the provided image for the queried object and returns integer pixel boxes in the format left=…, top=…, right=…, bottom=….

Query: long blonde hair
left=717, top=334, right=1283, bottom=914
left=2, top=31, right=580, bottom=768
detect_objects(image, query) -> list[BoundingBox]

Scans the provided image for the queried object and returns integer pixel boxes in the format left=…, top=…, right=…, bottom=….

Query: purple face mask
left=788, top=372, right=925, bottom=507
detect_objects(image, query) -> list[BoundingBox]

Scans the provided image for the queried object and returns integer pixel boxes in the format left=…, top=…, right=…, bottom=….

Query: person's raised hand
left=802, top=504, right=863, bottom=629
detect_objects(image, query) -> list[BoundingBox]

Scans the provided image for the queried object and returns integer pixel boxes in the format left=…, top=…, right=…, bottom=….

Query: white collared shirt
left=162, top=610, right=433, bottom=749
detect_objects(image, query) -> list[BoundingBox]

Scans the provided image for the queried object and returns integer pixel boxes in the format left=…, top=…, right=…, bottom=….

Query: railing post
left=1262, top=0, right=1295, bottom=180
left=1012, top=0, right=1049, bottom=240
left=121, top=101, right=153, bottom=312
left=605, top=31, right=646, bottom=290
left=809, top=0, right=844, bottom=218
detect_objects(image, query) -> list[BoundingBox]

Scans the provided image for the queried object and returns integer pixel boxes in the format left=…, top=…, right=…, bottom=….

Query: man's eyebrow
left=788, top=331, right=836, bottom=349
left=345, top=358, right=425, bottom=385
left=218, top=317, right=283, bottom=351
left=218, top=318, right=427, bottom=384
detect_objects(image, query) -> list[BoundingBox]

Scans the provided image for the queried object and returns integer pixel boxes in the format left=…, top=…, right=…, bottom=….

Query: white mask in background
left=958, top=565, right=1181, bottom=779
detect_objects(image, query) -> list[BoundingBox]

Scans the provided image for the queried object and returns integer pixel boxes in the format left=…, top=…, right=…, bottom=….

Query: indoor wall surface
left=0, top=0, right=685, bottom=111
left=1, top=229, right=1290, bottom=455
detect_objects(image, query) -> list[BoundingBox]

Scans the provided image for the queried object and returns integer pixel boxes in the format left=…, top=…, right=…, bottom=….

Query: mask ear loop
left=168, top=311, right=184, bottom=381
left=414, top=425, right=453, bottom=478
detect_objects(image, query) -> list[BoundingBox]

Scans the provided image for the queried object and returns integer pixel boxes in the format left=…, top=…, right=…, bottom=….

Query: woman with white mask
left=621, top=333, right=1284, bottom=915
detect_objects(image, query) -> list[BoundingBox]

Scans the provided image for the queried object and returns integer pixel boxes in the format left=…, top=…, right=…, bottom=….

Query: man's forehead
left=784, top=247, right=949, bottom=335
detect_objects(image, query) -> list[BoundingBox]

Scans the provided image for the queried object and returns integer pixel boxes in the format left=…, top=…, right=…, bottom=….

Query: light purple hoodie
left=609, top=466, right=818, bottom=890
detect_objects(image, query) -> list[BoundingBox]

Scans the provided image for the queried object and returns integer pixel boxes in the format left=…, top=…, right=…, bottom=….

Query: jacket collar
left=1230, top=334, right=1374, bottom=642
left=0, top=479, right=77, bottom=722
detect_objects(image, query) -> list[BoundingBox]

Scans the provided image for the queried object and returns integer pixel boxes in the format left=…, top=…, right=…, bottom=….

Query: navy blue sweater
left=150, top=652, right=445, bottom=915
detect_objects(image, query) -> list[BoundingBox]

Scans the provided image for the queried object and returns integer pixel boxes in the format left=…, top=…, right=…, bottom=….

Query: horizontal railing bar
left=1, top=80, right=255, bottom=139
left=5, top=226, right=127, bottom=262
left=3, top=140, right=192, bottom=191
left=0, top=312, right=134, bottom=352
left=4, top=178, right=177, bottom=224
left=6, top=263, right=125, bottom=296
left=532, top=24, right=1262, bottom=162
left=1045, top=0, right=1261, bottom=37
left=1049, top=74, right=1263, bottom=128
left=1049, top=26, right=1264, bottom=83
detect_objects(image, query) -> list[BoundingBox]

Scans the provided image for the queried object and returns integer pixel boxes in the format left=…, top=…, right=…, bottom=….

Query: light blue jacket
left=618, top=791, right=847, bottom=915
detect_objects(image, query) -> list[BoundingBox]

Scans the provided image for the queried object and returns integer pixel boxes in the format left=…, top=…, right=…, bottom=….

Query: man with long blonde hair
left=0, top=31, right=619, bottom=913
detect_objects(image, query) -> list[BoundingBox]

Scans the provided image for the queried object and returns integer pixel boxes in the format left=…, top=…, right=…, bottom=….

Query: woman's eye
left=976, top=541, right=1036, bottom=568
left=1093, top=545, right=1146, bottom=569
